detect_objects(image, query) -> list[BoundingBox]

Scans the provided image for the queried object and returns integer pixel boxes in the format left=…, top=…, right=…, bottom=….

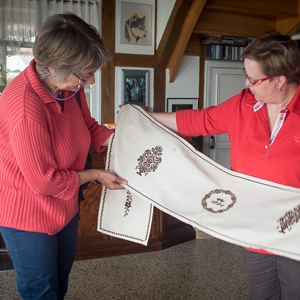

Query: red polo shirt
left=176, top=86, right=300, bottom=254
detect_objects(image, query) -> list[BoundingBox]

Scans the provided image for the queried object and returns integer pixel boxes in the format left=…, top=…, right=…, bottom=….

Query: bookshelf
left=202, top=34, right=253, bottom=61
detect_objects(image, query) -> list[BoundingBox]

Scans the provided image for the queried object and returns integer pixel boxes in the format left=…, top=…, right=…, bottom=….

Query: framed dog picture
left=115, top=0, right=155, bottom=55
left=121, top=2, right=152, bottom=46
left=167, top=98, right=199, bottom=113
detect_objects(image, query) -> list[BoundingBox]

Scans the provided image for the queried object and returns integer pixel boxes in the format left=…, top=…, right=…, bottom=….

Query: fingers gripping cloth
left=98, top=104, right=300, bottom=260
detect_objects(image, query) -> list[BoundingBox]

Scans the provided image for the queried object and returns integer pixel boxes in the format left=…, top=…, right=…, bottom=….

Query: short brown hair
left=241, top=32, right=300, bottom=84
left=33, top=12, right=110, bottom=81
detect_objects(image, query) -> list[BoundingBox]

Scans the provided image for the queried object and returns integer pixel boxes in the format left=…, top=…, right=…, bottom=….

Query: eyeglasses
left=243, top=68, right=273, bottom=86
left=73, top=70, right=96, bottom=82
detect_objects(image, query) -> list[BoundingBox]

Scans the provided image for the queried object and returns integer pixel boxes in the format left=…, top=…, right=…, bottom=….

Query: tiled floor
left=0, top=238, right=249, bottom=300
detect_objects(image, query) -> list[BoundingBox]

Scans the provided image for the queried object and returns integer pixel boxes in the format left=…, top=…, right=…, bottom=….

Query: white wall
left=165, top=55, right=200, bottom=111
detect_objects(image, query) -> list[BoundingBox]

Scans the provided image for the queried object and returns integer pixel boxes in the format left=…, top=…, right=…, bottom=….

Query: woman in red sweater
left=0, top=13, right=126, bottom=300
left=150, top=32, right=300, bottom=300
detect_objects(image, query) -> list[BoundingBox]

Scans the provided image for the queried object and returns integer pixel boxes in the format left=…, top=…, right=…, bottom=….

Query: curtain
left=0, top=0, right=98, bottom=77
left=0, top=0, right=37, bottom=48
left=45, top=0, right=98, bottom=26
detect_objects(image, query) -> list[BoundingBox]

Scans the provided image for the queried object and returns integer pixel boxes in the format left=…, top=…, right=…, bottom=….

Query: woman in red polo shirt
left=150, top=32, right=300, bottom=300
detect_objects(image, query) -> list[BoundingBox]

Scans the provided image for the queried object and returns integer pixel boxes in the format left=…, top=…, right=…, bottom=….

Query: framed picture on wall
left=120, top=1, right=152, bottom=46
left=115, top=0, right=155, bottom=55
left=167, top=98, right=199, bottom=113
left=123, top=69, right=147, bottom=106
left=115, top=66, right=154, bottom=122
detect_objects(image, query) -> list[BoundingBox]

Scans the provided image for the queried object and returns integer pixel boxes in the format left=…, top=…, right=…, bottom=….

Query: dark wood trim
left=0, top=234, right=11, bottom=262
left=101, top=0, right=115, bottom=124
left=153, top=67, right=165, bottom=112
left=115, top=54, right=154, bottom=68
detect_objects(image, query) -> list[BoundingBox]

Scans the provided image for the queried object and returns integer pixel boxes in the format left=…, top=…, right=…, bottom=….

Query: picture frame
left=121, top=2, right=152, bottom=46
left=115, top=0, right=155, bottom=55
left=167, top=98, right=199, bottom=113
left=115, top=66, right=154, bottom=122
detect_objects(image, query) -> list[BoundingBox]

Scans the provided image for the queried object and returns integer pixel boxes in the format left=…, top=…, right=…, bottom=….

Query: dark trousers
left=0, top=213, right=78, bottom=300
left=242, top=247, right=300, bottom=300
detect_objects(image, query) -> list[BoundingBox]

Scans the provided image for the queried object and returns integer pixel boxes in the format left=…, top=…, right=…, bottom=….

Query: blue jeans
left=0, top=213, right=78, bottom=300
left=241, top=247, right=300, bottom=300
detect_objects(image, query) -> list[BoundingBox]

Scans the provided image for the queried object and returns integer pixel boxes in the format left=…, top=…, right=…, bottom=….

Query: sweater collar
left=25, top=59, right=75, bottom=107
left=25, top=59, right=57, bottom=105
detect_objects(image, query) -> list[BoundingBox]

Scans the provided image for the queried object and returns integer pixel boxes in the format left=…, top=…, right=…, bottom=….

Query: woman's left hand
left=78, top=169, right=127, bottom=190
left=96, top=169, right=127, bottom=190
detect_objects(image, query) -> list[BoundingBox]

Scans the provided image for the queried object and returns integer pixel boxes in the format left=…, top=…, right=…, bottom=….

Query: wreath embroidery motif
left=124, top=190, right=133, bottom=217
left=136, top=146, right=163, bottom=176
left=277, top=204, right=300, bottom=233
left=202, top=189, right=236, bottom=213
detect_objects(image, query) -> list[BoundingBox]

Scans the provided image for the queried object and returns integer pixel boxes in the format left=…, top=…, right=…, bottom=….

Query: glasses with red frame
left=73, top=70, right=96, bottom=82
left=243, top=68, right=273, bottom=86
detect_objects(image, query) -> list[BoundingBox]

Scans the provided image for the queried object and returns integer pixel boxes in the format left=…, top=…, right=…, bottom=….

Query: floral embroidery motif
left=277, top=204, right=300, bottom=233
left=202, top=189, right=236, bottom=213
left=136, top=146, right=163, bottom=176
left=124, top=190, right=133, bottom=217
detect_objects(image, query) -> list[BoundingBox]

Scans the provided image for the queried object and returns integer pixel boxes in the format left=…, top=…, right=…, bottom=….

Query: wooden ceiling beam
left=276, top=0, right=300, bottom=36
left=155, top=0, right=193, bottom=69
left=203, top=0, right=298, bottom=20
left=156, top=0, right=299, bottom=84
left=193, top=0, right=299, bottom=38
left=167, top=0, right=207, bottom=83
left=193, top=10, right=276, bottom=38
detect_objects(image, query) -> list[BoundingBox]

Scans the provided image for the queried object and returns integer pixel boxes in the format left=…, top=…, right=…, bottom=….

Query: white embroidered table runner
left=98, top=104, right=300, bottom=261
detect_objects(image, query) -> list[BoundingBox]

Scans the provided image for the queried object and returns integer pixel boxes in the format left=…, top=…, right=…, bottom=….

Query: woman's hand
left=78, top=169, right=127, bottom=190
left=101, top=136, right=111, bottom=147
left=96, top=169, right=127, bottom=190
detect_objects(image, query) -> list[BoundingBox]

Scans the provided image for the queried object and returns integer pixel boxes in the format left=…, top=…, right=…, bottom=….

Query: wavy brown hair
left=33, top=12, right=110, bottom=81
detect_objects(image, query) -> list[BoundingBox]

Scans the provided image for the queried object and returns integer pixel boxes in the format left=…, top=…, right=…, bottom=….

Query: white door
left=202, top=60, right=246, bottom=169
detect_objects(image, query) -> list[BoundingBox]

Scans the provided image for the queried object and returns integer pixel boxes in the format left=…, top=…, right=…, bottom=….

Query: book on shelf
left=201, top=34, right=252, bottom=61
left=204, top=44, right=244, bottom=61
left=221, top=36, right=235, bottom=45
left=201, top=34, right=222, bottom=44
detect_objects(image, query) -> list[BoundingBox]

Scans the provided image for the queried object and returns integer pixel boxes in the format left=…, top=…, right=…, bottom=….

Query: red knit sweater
left=0, top=59, right=111, bottom=235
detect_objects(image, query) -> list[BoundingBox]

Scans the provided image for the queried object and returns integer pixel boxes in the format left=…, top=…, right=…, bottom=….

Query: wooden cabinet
left=0, top=148, right=195, bottom=263
left=0, top=234, right=9, bottom=262
left=75, top=148, right=195, bottom=261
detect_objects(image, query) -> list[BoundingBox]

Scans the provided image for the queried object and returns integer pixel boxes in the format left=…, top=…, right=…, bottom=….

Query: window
left=6, top=47, right=33, bottom=84
left=0, top=0, right=102, bottom=122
